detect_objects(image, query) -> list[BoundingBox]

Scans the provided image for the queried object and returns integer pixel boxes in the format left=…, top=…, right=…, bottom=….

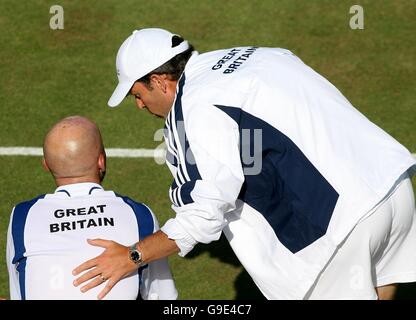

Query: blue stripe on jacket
left=169, top=74, right=202, bottom=206
left=11, top=194, right=46, bottom=300
left=117, top=195, right=155, bottom=298
left=215, top=105, right=339, bottom=253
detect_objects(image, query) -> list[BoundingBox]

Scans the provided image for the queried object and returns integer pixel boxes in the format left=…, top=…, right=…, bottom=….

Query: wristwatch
left=129, top=243, right=145, bottom=267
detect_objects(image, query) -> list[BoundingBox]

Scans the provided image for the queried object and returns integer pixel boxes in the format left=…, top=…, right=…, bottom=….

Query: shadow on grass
left=186, top=233, right=266, bottom=300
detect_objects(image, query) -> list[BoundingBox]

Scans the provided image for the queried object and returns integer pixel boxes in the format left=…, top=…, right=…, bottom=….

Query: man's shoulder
left=10, top=194, right=47, bottom=224
left=13, top=194, right=46, bottom=211
left=113, top=193, right=153, bottom=215
left=114, top=193, right=157, bottom=233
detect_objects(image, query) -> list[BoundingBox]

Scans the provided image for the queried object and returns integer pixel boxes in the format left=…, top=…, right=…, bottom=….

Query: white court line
left=0, top=147, right=166, bottom=158
left=0, top=147, right=415, bottom=159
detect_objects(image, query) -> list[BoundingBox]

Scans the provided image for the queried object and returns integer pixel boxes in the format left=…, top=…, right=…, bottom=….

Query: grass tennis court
left=0, top=0, right=415, bottom=299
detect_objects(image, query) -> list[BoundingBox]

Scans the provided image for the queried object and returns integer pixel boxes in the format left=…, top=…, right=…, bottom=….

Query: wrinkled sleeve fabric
left=161, top=104, right=245, bottom=256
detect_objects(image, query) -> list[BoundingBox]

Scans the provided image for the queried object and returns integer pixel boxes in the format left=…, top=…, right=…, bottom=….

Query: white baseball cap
left=108, top=28, right=190, bottom=107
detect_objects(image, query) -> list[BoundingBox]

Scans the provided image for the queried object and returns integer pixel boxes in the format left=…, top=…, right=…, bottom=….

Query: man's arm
left=72, top=230, right=178, bottom=299
left=6, top=208, right=21, bottom=300
left=140, top=209, right=178, bottom=300
left=160, top=103, right=244, bottom=257
left=73, top=103, right=244, bottom=299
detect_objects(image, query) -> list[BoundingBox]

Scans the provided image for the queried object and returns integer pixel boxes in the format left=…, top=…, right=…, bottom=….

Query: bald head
left=43, top=116, right=105, bottom=184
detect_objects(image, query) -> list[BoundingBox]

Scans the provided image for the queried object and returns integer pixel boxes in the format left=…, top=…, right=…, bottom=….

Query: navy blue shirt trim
left=88, top=186, right=102, bottom=195
left=117, top=194, right=155, bottom=298
left=56, top=189, right=70, bottom=197
left=12, top=194, right=46, bottom=300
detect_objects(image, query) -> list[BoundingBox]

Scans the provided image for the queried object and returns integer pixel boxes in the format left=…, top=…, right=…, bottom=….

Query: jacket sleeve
left=161, top=103, right=245, bottom=256
left=6, top=208, right=22, bottom=300
left=140, top=208, right=178, bottom=300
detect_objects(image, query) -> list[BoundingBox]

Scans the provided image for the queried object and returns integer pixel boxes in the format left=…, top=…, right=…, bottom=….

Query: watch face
left=131, top=250, right=141, bottom=262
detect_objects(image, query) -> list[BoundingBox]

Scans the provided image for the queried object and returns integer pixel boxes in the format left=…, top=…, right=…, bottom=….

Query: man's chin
left=147, top=110, right=164, bottom=119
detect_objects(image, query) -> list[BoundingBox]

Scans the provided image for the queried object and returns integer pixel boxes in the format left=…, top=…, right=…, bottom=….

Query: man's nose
left=135, top=98, right=146, bottom=109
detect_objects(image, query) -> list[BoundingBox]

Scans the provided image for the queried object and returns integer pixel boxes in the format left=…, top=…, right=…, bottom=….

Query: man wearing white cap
left=73, top=28, right=416, bottom=300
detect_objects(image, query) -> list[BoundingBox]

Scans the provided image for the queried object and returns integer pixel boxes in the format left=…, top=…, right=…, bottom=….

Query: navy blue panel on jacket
left=117, top=194, right=154, bottom=296
left=11, top=195, right=46, bottom=300
left=117, top=195, right=154, bottom=240
left=215, top=105, right=339, bottom=253
left=169, top=74, right=202, bottom=206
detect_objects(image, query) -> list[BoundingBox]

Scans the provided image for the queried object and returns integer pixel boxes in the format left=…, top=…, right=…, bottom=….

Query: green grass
left=0, top=0, right=415, bottom=299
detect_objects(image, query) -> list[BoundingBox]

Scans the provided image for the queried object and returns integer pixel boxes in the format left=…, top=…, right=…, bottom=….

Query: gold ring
left=100, top=274, right=107, bottom=281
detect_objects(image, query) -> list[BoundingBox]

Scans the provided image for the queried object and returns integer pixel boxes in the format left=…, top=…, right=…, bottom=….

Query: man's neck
left=54, top=176, right=101, bottom=187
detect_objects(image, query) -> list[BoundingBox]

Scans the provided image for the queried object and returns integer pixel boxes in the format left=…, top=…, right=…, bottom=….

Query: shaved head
left=43, top=116, right=105, bottom=183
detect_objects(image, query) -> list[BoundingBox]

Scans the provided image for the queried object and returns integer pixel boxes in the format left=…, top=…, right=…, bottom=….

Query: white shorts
left=306, top=172, right=416, bottom=299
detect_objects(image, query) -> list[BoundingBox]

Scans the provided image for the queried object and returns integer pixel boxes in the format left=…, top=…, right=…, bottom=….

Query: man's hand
left=72, top=238, right=138, bottom=300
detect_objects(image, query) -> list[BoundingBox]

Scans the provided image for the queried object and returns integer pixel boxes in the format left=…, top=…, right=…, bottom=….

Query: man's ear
left=98, top=151, right=106, bottom=182
left=98, top=152, right=106, bottom=172
left=150, top=74, right=167, bottom=93
left=42, top=158, right=50, bottom=172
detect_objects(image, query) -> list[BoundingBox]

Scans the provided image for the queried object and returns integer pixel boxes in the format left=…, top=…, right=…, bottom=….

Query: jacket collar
left=55, top=182, right=103, bottom=197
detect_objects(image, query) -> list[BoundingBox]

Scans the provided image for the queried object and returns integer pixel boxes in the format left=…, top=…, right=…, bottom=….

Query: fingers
left=97, top=278, right=117, bottom=300
left=72, top=257, right=98, bottom=276
left=71, top=239, right=128, bottom=298
left=87, top=238, right=112, bottom=248
left=73, top=267, right=102, bottom=287
left=80, top=275, right=106, bottom=294
left=72, top=239, right=112, bottom=276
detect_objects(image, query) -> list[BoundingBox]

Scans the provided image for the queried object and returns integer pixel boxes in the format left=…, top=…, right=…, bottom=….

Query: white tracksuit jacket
left=160, top=47, right=416, bottom=299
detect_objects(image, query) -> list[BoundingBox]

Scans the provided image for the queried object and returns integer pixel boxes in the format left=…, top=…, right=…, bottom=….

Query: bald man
left=6, top=116, right=177, bottom=300
left=42, top=115, right=107, bottom=185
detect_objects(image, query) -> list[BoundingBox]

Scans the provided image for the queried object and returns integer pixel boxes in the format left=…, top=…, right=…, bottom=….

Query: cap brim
left=108, top=81, right=135, bottom=107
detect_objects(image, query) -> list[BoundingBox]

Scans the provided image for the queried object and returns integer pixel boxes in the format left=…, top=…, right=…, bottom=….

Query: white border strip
left=0, top=147, right=43, bottom=156
left=0, top=147, right=414, bottom=160
left=0, top=147, right=166, bottom=159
